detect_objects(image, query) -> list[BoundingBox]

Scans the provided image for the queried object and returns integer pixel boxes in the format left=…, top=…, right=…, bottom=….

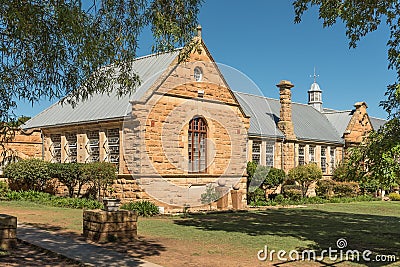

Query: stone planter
left=0, top=214, right=17, bottom=250
left=102, top=198, right=121, bottom=212
left=83, top=209, right=137, bottom=243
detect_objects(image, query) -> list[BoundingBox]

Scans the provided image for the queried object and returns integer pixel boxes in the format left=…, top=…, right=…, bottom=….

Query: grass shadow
left=173, top=208, right=400, bottom=266
left=21, top=222, right=166, bottom=259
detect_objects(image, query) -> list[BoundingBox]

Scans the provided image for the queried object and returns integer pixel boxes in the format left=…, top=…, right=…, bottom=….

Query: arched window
left=188, top=117, right=207, bottom=173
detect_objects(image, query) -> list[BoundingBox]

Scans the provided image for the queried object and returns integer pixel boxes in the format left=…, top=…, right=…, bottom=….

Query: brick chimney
left=276, top=80, right=296, bottom=140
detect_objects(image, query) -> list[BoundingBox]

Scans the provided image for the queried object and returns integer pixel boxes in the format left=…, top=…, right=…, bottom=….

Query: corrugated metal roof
left=234, top=92, right=343, bottom=144
left=234, top=92, right=283, bottom=138
left=23, top=50, right=180, bottom=129
left=323, top=110, right=353, bottom=137
left=324, top=110, right=387, bottom=135
left=370, top=116, right=387, bottom=131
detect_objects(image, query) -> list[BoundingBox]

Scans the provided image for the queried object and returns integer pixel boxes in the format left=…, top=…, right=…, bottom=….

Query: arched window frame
left=188, top=117, right=207, bottom=173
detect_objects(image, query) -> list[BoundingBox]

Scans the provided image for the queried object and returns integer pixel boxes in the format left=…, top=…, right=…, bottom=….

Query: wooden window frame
left=188, top=117, right=207, bottom=173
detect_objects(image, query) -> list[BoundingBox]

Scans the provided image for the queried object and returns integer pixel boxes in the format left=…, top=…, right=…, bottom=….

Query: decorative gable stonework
left=344, top=102, right=373, bottom=147
left=122, top=42, right=249, bottom=208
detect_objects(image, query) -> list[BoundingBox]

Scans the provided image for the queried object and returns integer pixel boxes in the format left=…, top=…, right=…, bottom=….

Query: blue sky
left=16, top=0, right=393, bottom=119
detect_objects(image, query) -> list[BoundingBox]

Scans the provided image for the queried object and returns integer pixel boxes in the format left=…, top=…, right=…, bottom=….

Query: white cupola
left=308, top=68, right=323, bottom=112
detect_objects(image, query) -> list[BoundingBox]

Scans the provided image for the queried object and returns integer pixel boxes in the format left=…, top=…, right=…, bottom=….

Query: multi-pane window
left=188, top=117, right=207, bottom=173
left=50, top=134, right=61, bottom=163
left=298, top=145, right=305, bottom=166
left=330, top=148, right=336, bottom=173
left=86, top=131, right=99, bottom=162
left=106, top=128, right=120, bottom=168
left=65, top=133, right=77, bottom=163
left=266, top=143, right=274, bottom=167
left=321, top=146, right=327, bottom=173
left=309, top=146, right=315, bottom=162
left=252, top=141, right=261, bottom=165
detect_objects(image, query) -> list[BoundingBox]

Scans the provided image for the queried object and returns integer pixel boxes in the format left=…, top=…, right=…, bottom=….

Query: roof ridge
left=369, top=116, right=387, bottom=121
left=323, top=110, right=353, bottom=114
left=234, top=90, right=321, bottom=108
left=134, top=47, right=183, bottom=62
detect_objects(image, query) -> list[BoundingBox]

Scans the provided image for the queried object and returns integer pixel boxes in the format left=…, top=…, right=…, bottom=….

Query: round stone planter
left=102, top=198, right=121, bottom=212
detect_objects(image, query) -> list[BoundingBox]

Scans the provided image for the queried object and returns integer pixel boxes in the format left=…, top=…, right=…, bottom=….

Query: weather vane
left=310, top=67, right=319, bottom=83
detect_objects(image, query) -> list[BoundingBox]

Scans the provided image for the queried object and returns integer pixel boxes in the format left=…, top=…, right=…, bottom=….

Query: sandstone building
left=0, top=129, right=42, bottom=174
left=22, top=29, right=385, bottom=209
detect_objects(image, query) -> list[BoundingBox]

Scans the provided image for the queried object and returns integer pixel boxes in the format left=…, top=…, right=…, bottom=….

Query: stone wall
left=1, top=130, right=42, bottom=162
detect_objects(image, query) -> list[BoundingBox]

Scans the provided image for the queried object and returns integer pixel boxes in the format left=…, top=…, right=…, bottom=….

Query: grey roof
left=234, top=92, right=284, bottom=139
left=323, top=110, right=353, bottom=137
left=324, top=109, right=387, bottom=136
left=234, top=92, right=343, bottom=144
left=370, top=116, right=387, bottom=131
left=23, top=50, right=180, bottom=129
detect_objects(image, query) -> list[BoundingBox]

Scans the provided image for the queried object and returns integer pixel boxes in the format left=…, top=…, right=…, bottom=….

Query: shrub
left=333, top=182, right=360, bottom=198
left=288, top=163, right=323, bottom=197
left=264, top=168, right=285, bottom=188
left=282, top=184, right=303, bottom=201
left=284, top=188, right=302, bottom=201
left=2, top=190, right=102, bottom=209
left=246, top=164, right=285, bottom=204
left=332, top=162, right=349, bottom=182
left=388, top=193, right=400, bottom=201
left=359, top=178, right=380, bottom=194
left=247, top=187, right=266, bottom=203
left=82, top=162, right=116, bottom=200
left=121, top=200, right=160, bottom=216
left=4, top=159, right=50, bottom=191
left=316, top=179, right=336, bottom=198
left=49, top=163, right=86, bottom=197
left=0, top=181, right=10, bottom=198
left=274, top=194, right=285, bottom=203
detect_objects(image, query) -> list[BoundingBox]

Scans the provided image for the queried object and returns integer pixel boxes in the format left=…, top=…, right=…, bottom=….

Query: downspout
left=280, top=137, right=285, bottom=170
left=342, top=143, right=345, bottom=162
left=41, top=129, right=44, bottom=160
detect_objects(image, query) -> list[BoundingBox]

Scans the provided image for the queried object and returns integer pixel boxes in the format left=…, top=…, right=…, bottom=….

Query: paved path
left=17, top=224, right=162, bottom=267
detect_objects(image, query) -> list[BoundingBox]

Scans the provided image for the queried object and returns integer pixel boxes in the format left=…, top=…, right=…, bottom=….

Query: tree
left=288, top=163, right=322, bottom=197
left=0, top=0, right=202, bottom=140
left=345, top=118, right=400, bottom=195
left=293, top=0, right=400, bottom=118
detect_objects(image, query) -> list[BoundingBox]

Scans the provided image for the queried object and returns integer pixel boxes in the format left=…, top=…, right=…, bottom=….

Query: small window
left=321, top=146, right=327, bottom=173
left=86, top=131, right=99, bottom=162
left=65, top=132, right=77, bottom=163
left=50, top=134, right=61, bottom=163
left=252, top=141, right=261, bottom=165
left=309, top=146, right=315, bottom=162
left=194, top=67, right=203, bottom=82
left=298, top=145, right=305, bottom=166
left=266, top=143, right=274, bottom=167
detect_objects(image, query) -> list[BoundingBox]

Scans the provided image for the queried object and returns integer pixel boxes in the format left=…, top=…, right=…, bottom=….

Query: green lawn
left=1, top=201, right=399, bottom=266
left=141, top=202, right=400, bottom=266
